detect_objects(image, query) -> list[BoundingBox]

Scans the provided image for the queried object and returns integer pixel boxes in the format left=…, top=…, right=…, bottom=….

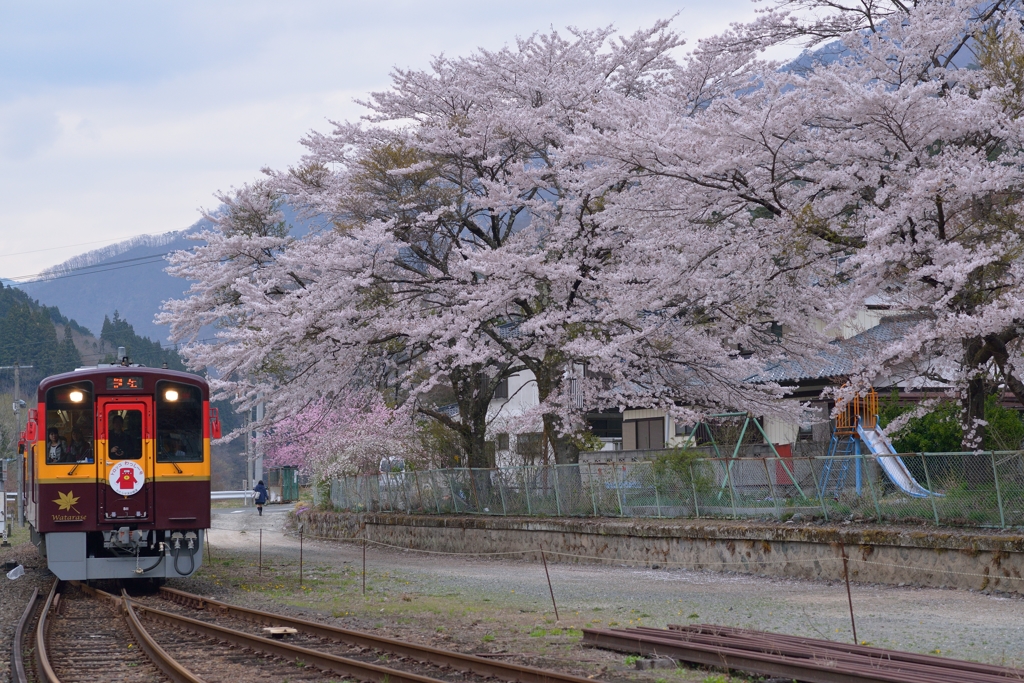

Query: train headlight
left=164, top=389, right=179, bottom=402
left=69, top=390, right=84, bottom=403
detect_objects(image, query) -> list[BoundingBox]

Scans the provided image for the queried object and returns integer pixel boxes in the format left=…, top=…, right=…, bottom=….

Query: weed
left=483, top=634, right=496, bottom=643
left=624, top=655, right=643, bottom=666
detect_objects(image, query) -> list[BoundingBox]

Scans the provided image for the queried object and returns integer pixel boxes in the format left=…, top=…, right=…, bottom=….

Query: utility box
left=266, top=466, right=299, bottom=503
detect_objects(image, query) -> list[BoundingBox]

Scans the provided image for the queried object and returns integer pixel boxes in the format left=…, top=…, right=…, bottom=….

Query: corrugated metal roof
left=756, top=314, right=928, bottom=383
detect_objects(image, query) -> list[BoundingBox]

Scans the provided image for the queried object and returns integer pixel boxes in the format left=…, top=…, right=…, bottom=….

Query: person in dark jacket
left=253, top=480, right=269, bottom=516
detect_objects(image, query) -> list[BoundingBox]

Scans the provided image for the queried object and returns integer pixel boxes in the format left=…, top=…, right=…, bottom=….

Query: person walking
left=253, top=480, right=269, bottom=516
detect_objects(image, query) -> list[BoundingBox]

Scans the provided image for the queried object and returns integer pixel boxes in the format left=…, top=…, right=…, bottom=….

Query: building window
left=797, top=424, right=814, bottom=442
left=624, top=418, right=664, bottom=450
left=496, top=433, right=509, bottom=451
left=493, top=378, right=509, bottom=400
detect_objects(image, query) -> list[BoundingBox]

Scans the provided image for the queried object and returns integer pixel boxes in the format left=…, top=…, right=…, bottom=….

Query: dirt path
left=205, top=505, right=1024, bottom=671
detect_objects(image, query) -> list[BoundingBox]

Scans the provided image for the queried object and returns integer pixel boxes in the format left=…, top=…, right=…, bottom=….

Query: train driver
left=108, top=414, right=141, bottom=459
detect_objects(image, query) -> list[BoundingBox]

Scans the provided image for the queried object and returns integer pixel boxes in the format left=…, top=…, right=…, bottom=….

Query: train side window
left=44, top=382, right=94, bottom=465
left=156, top=381, right=203, bottom=463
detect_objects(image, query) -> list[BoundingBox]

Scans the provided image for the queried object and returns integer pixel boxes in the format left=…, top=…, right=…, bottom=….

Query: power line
left=6, top=252, right=172, bottom=284
left=0, top=234, right=163, bottom=260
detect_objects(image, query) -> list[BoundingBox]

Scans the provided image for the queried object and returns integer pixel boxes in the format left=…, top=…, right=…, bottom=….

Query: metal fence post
left=612, top=465, right=624, bottom=516
left=764, top=458, right=780, bottom=520
left=497, top=470, right=508, bottom=515
left=726, top=460, right=739, bottom=519
left=447, top=470, right=460, bottom=513
left=862, top=458, right=883, bottom=522
left=588, top=463, right=598, bottom=517
left=813, top=458, right=830, bottom=522
left=991, top=451, right=1006, bottom=529
left=920, top=454, right=940, bottom=525
left=653, top=462, right=663, bottom=517
left=431, top=470, right=442, bottom=514
left=524, top=467, right=533, bottom=515
left=553, top=465, right=562, bottom=516
left=689, top=463, right=701, bottom=518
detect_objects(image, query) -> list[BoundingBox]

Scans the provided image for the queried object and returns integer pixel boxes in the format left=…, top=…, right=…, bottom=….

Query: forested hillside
left=0, top=285, right=83, bottom=382
left=0, top=287, right=245, bottom=488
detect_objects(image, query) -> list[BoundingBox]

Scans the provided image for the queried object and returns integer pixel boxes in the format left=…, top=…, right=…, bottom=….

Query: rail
left=11, top=586, right=40, bottom=683
left=18, top=579, right=603, bottom=683
left=158, top=586, right=598, bottom=683
left=33, top=580, right=60, bottom=683
left=131, top=600, right=449, bottom=683
left=583, top=625, right=1024, bottom=683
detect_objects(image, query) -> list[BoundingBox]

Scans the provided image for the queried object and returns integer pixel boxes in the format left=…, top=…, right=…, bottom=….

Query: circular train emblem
left=108, top=461, right=145, bottom=496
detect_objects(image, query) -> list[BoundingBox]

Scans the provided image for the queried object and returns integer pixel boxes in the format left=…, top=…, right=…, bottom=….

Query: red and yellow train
left=20, top=361, right=219, bottom=580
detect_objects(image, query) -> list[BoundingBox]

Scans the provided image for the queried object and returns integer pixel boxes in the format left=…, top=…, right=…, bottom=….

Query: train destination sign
left=107, top=376, right=144, bottom=390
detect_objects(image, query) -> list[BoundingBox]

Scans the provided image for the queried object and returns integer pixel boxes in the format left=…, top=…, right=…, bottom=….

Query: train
left=19, top=352, right=219, bottom=580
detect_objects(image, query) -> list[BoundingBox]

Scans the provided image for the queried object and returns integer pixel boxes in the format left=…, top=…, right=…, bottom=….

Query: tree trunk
left=533, top=351, right=582, bottom=465
left=542, top=413, right=580, bottom=465
left=961, top=338, right=993, bottom=484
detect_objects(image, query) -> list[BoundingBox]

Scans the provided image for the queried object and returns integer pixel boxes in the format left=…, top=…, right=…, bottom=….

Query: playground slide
left=856, top=422, right=940, bottom=499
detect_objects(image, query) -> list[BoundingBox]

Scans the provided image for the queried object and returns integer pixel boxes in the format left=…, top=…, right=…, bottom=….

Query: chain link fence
left=321, top=451, right=1024, bottom=529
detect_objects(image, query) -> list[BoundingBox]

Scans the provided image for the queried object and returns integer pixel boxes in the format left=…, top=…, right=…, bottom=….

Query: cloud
left=0, top=1, right=772, bottom=275
left=0, top=102, right=61, bottom=158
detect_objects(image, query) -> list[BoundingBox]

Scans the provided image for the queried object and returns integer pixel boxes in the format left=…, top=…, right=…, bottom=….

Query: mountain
left=18, top=225, right=209, bottom=343
left=17, top=205, right=312, bottom=344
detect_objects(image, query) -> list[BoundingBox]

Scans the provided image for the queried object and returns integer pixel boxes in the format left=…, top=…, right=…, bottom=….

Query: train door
left=97, top=398, right=154, bottom=522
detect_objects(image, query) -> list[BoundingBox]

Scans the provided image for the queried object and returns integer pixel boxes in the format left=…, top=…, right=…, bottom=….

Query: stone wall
left=295, top=509, right=1024, bottom=595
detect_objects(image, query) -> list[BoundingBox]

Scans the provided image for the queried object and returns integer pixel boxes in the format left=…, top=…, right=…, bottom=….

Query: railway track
left=13, top=580, right=603, bottom=683
left=582, top=624, right=1024, bottom=683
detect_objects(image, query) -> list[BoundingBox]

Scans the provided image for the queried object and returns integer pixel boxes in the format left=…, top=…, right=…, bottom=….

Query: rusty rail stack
left=583, top=624, right=1024, bottom=683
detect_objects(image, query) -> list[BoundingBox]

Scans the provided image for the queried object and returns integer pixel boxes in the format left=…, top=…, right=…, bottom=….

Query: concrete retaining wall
left=295, top=509, right=1024, bottom=595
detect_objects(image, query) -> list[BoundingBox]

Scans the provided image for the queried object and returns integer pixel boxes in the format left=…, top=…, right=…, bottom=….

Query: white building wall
left=763, top=416, right=799, bottom=445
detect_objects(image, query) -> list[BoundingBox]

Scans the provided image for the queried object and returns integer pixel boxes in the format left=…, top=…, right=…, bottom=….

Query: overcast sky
left=1, top=1, right=770, bottom=278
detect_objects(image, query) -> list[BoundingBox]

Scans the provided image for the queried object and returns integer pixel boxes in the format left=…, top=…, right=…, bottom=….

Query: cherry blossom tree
left=593, top=0, right=1024, bottom=449
left=263, top=392, right=414, bottom=481
left=161, top=19, right=823, bottom=467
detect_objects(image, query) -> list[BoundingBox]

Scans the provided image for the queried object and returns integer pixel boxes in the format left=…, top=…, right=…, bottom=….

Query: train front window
left=108, top=409, right=142, bottom=460
left=156, top=381, right=203, bottom=463
left=44, top=382, right=94, bottom=465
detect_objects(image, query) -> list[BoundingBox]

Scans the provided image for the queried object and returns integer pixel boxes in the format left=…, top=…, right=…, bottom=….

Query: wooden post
left=541, top=550, right=559, bottom=621
left=840, top=545, right=858, bottom=645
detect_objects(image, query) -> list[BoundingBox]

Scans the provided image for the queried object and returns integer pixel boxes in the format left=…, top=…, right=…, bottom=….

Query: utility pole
left=1, top=364, right=33, bottom=526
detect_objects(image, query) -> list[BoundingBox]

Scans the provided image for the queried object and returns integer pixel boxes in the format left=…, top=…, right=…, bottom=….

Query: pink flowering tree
left=263, top=392, right=415, bottom=483
left=589, top=0, right=1024, bottom=448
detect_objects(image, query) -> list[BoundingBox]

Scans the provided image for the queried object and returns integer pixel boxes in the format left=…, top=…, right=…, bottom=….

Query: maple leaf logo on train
left=53, top=491, right=82, bottom=514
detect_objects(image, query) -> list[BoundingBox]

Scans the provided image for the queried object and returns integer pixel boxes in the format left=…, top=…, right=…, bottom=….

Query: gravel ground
left=3, top=506, right=1023, bottom=683
left=201, top=505, right=1024, bottom=674
left=0, top=523, right=57, bottom=683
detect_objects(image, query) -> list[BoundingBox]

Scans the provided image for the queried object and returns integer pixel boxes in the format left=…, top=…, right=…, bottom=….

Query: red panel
left=154, top=480, right=211, bottom=528
left=36, top=483, right=101, bottom=533
left=774, top=443, right=794, bottom=485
